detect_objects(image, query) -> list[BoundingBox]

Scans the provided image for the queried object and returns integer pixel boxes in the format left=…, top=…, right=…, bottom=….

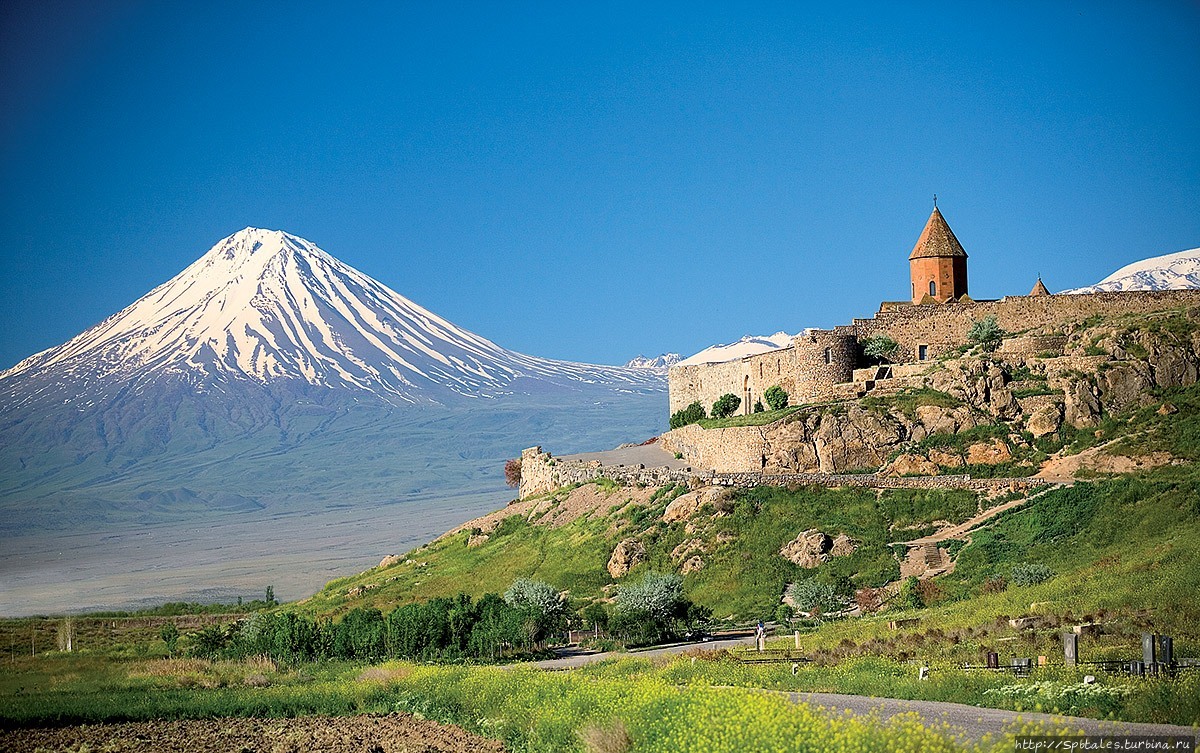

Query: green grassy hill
left=301, top=382, right=1200, bottom=667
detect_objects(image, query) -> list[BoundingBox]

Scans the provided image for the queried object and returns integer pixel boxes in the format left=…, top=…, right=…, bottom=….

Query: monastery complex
left=668, top=207, right=1200, bottom=416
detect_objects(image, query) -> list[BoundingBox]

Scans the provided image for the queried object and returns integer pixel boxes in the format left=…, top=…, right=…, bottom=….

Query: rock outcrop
left=607, top=538, right=647, bottom=578
left=779, top=529, right=856, bottom=568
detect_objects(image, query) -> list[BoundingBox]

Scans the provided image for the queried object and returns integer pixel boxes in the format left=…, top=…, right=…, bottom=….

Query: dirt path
left=898, top=484, right=1062, bottom=547
left=0, top=714, right=506, bottom=753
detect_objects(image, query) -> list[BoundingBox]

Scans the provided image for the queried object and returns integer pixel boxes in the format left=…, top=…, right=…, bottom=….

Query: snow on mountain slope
left=0, top=228, right=662, bottom=405
left=624, top=353, right=682, bottom=369
left=1060, top=247, right=1200, bottom=294
left=676, top=332, right=794, bottom=367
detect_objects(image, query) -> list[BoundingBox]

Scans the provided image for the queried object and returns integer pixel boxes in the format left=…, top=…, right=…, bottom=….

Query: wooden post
left=794, top=630, right=800, bottom=649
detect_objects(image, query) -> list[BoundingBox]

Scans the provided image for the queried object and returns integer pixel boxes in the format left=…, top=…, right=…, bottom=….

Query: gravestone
left=1012, top=657, right=1032, bottom=676
left=1063, top=633, right=1078, bottom=666
left=1157, top=635, right=1173, bottom=666
left=1142, top=633, right=1157, bottom=670
left=986, top=652, right=999, bottom=669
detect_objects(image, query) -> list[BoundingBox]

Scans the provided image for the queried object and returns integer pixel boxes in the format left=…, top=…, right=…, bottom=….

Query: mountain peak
left=2, top=229, right=663, bottom=403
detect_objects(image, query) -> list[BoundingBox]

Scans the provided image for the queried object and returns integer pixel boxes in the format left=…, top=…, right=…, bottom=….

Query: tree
left=611, top=572, right=705, bottom=645
left=764, top=385, right=788, bottom=411
left=504, top=458, right=522, bottom=488
left=265, top=585, right=276, bottom=606
left=861, top=335, right=901, bottom=364
left=504, top=578, right=565, bottom=643
left=967, top=316, right=1006, bottom=353
left=711, top=393, right=741, bottom=419
left=669, top=401, right=706, bottom=429
left=159, top=622, right=180, bottom=656
left=788, top=580, right=841, bottom=615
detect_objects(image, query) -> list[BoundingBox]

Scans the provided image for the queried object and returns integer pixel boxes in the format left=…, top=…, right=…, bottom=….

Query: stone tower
left=909, top=207, right=968, bottom=304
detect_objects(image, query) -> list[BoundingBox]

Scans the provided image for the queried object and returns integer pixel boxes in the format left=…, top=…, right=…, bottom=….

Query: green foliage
left=899, top=575, right=924, bottom=609
left=860, top=387, right=962, bottom=417
left=787, top=580, right=840, bottom=615
left=610, top=572, right=708, bottom=645
left=1009, top=563, right=1055, bottom=587
left=710, top=393, right=741, bottom=419
left=967, top=315, right=1006, bottom=352
left=159, top=623, right=179, bottom=655
left=669, top=401, right=706, bottom=429
left=764, top=385, right=789, bottom=411
left=698, top=405, right=798, bottom=428
left=861, top=334, right=901, bottom=364
left=753, top=399, right=765, bottom=413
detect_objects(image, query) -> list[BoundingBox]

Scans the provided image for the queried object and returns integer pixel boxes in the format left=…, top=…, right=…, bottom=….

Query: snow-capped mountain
left=1061, top=247, right=1200, bottom=294
left=676, top=332, right=795, bottom=367
left=0, top=228, right=669, bottom=614
left=624, top=353, right=682, bottom=370
left=1, top=228, right=662, bottom=406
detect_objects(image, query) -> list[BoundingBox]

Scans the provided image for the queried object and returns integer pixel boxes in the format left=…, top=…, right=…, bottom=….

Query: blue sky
left=1, top=1, right=1198, bottom=368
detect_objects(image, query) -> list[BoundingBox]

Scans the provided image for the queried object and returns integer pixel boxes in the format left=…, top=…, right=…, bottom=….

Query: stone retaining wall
left=517, top=445, right=1046, bottom=500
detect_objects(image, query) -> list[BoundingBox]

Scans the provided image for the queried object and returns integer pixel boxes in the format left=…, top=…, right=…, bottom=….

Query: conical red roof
left=909, top=207, right=967, bottom=260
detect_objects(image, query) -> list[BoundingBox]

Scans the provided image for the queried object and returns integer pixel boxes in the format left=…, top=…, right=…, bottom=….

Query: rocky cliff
left=661, top=308, right=1200, bottom=476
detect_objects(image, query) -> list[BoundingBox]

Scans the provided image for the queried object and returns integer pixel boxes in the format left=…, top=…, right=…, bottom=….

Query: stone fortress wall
left=668, top=288, right=1200, bottom=415
left=517, top=446, right=1044, bottom=501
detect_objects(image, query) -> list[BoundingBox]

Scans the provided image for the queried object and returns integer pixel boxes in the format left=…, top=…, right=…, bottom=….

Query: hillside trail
left=896, top=483, right=1063, bottom=548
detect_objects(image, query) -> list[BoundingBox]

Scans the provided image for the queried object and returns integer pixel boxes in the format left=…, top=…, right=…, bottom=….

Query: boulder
left=1025, top=403, right=1062, bottom=438
left=1063, top=378, right=1101, bottom=428
left=466, top=533, right=490, bottom=548
left=830, top=533, right=858, bottom=557
left=780, top=529, right=833, bottom=568
left=607, top=538, right=647, bottom=578
left=884, top=453, right=940, bottom=477
left=378, top=554, right=403, bottom=569
left=928, top=448, right=964, bottom=468
left=663, top=487, right=730, bottom=523
left=966, top=438, right=1012, bottom=465
left=681, top=556, right=705, bottom=575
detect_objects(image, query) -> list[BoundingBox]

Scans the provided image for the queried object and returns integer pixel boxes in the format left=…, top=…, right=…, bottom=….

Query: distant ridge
left=676, top=332, right=794, bottom=367
left=624, top=353, right=682, bottom=370
left=1061, top=247, right=1200, bottom=294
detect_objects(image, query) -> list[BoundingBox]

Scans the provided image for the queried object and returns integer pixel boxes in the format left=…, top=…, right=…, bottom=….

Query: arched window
left=929, top=280, right=937, bottom=297
left=823, top=347, right=832, bottom=364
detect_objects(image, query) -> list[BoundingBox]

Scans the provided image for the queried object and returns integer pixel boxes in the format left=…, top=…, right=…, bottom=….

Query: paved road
left=529, top=636, right=754, bottom=670
left=786, top=690, right=1198, bottom=745
left=526, top=640, right=1198, bottom=744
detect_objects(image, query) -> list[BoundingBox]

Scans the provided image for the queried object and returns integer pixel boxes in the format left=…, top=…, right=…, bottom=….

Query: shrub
left=1010, top=563, right=1055, bottom=586
left=788, top=580, right=841, bottom=615
left=982, top=575, right=1008, bottom=594
left=753, top=400, right=765, bottom=413
left=967, top=315, right=1006, bottom=352
left=504, top=458, right=522, bottom=488
left=669, top=401, right=706, bottom=429
left=764, top=385, right=789, bottom=411
left=711, top=393, right=741, bottom=419
left=159, top=622, right=180, bottom=656
left=898, top=576, right=923, bottom=610
left=861, top=335, right=901, bottom=364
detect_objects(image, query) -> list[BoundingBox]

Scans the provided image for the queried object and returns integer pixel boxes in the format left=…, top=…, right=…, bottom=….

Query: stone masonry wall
left=668, top=329, right=856, bottom=415
left=517, top=445, right=1044, bottom=500
left=854, top=289, right=1200, bottom=362
left=669, top=290, right=1200, bottom=414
